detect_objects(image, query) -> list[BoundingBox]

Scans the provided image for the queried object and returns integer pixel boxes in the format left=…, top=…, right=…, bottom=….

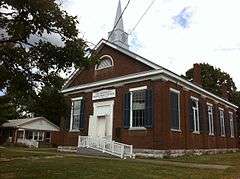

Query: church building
left=56, top=0, right=239, bottom=156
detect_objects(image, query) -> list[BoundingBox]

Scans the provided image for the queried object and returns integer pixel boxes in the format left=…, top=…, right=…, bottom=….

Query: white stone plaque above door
left=92, top=89, right=116, bottom=101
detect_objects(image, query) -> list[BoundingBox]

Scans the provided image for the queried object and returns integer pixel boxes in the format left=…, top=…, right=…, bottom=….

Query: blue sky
left=63, top=0, right=240, bottom=90
left=0, top=91, right=4, bottom=96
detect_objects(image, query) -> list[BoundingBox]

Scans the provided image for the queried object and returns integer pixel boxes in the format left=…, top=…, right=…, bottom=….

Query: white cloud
left=63, top=0, right=240, bottom=90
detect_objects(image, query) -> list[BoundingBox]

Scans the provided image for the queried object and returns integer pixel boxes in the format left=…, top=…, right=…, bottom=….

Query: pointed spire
left=108, top=0, right=129, bottom=49
left=114, top=0, right=124, bottom=31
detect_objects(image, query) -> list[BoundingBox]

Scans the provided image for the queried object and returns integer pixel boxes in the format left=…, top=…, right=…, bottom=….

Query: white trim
left=91, top=100, right=114, bottom=139
left=207, top=105, right=214, bottom=136
left=93, top=100, right=114, bottom=108
left=219, top=109, right=226, bottom=137
left=170, top=88, right=180, bottom=94
left=129, top=127, right=146, bottom=131
left=191, top=96, right=199, bottom=101
left=70, top=97, right=83, bottom=132
left=95, top=55, right=114, bottom=70
left=219, top=107, right=224, bottom=111
left=63, top=68, right=82, bottom=89
left=62, top=67, right=238, bottom=110
left=130, top=92, right=133, bottom=128
left=95, top=39, right=161, bottom=70
left=170, top=89, right=181, bottom=131
left=162, top=70, right=238, bottom=109
left=62, top=38, right=161, bottom=89
left=206, top=102, right=213, bottom=107
left=62, top=70, right=160, bottom=93
left=129, top=86, right=147, bottom=92
left=69, top=129, right=80, bottom=132
left=193, top=131, right=200, bottom=135
left=71, top=97, right=83, bottom=101
left=129, top=89, right=146, bottom=128
left=229, top=111, right=234, bottom=138
left=191, top=98, right=200, bottom=133
left=171, top=129, right=182, bottom=133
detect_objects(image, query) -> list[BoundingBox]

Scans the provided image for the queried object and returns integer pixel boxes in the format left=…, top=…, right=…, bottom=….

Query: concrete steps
left=57, top=146, right=116, bottom=158
left=77, top=147, right=116, bottom=157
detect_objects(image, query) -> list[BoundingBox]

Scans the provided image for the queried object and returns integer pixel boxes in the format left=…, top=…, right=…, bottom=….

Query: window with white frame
left=32, top=131, right=44, bottom=141
left=95, top=55, right=113, bottom=70
left=71, top=97, right=82, bottom=131
left=229, top=112, right=234, bottom=138
left=207, top=104, right=214, bottom=135
left=170, top=89, right=181, bottom=131
left=219, top=109, right=225, bottom=136
left=130, top=86, right=146, bottom=128
left=191, top=97, right=200, bottom=133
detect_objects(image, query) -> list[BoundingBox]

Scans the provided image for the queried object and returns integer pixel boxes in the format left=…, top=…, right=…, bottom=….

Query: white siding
left=20, top=119, right=59, bottom=131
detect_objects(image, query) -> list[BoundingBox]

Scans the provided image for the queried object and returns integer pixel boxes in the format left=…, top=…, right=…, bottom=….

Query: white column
left=23, top=130, right=25, bottom=140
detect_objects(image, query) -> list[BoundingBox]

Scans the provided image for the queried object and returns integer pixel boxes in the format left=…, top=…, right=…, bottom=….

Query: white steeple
left=108, top=0, right=129, bottom=49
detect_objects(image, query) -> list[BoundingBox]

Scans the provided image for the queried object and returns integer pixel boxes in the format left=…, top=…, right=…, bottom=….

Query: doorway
left=88, top=100, right=114, bottom=140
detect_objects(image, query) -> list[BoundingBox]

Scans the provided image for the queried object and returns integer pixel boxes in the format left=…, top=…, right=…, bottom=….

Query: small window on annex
left=95, top=55, right=114, bottom=70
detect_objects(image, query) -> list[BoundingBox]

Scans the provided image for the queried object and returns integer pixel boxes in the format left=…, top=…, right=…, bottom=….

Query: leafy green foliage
left=185, top=63, right=238, bottom=103
left=30, top=86, right=69, bottom=125
left=0, top=96, right=19, bottom=124
left=0, top=0, right=95, bottom=124
left=233, top=91, right=240, bottom=107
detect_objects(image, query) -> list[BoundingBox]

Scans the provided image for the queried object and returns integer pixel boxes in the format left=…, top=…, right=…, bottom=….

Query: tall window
left=207, top=104, right=214, bottom=135
left=71, top=98, right=82, bottom=131
left=219, top=109, right=225, bottom=136
left=191, top=97, right=200, bottom=133
left=95, top=55, right=113, bottom=70
left=130, top=90, right=146, bottom=127
left=229, top=112, right=234, bottom=138
left=170, top=89, right=180, bottom=131
left=124, top=86, right=153, bottom=129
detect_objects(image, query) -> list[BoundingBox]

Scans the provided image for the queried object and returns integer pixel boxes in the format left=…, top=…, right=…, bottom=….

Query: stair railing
left=78, top=136, right=134, bottom=159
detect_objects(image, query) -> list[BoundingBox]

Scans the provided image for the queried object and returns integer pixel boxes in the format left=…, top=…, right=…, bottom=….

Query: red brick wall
left=68, top=45, right=153, bottom=88
left=58, top=79, right=239, bottom=150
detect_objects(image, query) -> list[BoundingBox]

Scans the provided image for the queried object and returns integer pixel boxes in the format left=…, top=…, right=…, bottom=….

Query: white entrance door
left=88, top=100, right=114, bottom=139
left=97, top=116, right=106, bottom=138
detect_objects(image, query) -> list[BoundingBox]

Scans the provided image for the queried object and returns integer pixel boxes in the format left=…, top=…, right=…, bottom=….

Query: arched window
left=95, top=55, right=114, bottom=70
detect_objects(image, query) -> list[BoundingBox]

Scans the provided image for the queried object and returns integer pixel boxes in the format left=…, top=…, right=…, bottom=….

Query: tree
left=0, top=0, right=95, bottom=124
left=0, top=95, right=19, bottom=124
left=30, top=85, right=68, bottom=125
left=233, top=91, right=240, bottom=107
left=185, top=63, right=237, bottom=103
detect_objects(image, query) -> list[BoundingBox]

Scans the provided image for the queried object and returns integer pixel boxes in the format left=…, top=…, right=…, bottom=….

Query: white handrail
left=78, top=136, right=134, bottom=159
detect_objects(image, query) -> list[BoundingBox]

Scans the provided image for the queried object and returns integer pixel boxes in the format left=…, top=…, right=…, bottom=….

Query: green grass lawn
left=0, top=147, right=240, bottom=179
left=163, top=151, right=240, bottom=166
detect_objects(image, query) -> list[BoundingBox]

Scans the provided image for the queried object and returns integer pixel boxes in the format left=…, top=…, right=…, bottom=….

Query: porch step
left=77, top=147, right=115, bottom=157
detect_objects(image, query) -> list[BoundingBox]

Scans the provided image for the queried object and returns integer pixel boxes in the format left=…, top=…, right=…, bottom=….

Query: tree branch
left=0, top=39, right=35, bottom=47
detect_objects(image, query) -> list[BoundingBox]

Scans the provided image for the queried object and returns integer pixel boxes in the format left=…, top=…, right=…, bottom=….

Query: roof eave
left=62, top=69, right=238, bottom=109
